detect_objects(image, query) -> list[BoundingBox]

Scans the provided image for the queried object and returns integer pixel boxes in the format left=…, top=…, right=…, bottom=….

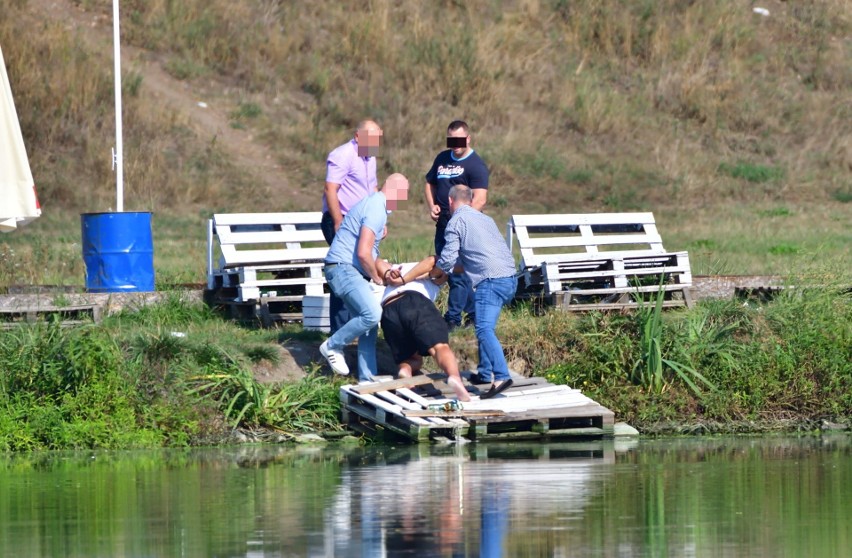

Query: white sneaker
left=320, top=340, right=349, bottom=376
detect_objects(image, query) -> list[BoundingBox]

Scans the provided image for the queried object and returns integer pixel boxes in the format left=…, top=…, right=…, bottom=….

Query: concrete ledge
left=0, top=290, right=203, bottom=317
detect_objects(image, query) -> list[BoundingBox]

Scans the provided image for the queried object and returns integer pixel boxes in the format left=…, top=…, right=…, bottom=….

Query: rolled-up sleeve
left=437, top=223, right=461, bottom=274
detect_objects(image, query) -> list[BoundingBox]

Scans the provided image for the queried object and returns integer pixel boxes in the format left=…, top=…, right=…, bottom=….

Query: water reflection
left=1, top=435, right=849, bottom=557
left=324, top=442, right=615, bottom=557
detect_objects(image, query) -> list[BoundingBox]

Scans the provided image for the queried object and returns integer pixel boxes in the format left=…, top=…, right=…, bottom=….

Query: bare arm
left=324, top=182, right=343, bottom=230
left=356, top=226, right=382, bottom=283
left=400, top=255, right=438, bottom=283
left=472, top=188, right=488, bottom=211
left=424, top=182, right=441, bottom=222
left=374, top=258, right=398, bottom=285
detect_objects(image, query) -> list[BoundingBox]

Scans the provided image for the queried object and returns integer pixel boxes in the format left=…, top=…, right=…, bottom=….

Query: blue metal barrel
left=80, top=212, right=155, bottom=292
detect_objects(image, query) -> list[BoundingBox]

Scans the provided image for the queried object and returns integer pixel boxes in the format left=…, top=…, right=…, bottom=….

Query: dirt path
left=29, top=0, right=315, bottom=209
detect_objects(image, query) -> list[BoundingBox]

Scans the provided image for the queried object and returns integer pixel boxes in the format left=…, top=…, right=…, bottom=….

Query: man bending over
left=379, top=256, right=471, bottom=402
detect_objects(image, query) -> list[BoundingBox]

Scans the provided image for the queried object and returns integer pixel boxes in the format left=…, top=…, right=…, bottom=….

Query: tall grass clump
left=631, top=289, right=716, bottom=396
left=0, top=323, right=163, bottom=450
left=0, top=296, right=343, bottom=451
left=504, top=270, right=851, bottom=429
left=188, top=368, right=343, bottom=432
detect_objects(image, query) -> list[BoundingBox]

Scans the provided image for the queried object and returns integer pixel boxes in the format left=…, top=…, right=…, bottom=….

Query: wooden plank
left=213, top=212, right=324, bottom=225
left=211, top=262, right=325, bottom=273
left=215, top=229, right=326, bottom=245
left=560, top=284, right=690, bottom=295
left=558, top=300, right=687, bottom=311
left=0, top=304, right=103, bottom=324
left=0, top=304, right=101, bottom=315
left=403, top=409, right=506, bottom=418
left=519, top=232, right=663, bottom=250
left=395, top=387, right=436, bottom=408
left=351, top=375, right=434, bottom=395
left=347, top=391, right=432, bottom=427
left=483, top=402, right=614, bottom=423
left=220, top=246, right=328, bottom=267
left=235, top=276, right=327, bottom=289
left=544, top=265, right=691, bottom=284
left=374, top=391, right=458, bottom=427
left=511, top=212, right=656, bottom=227
left=375, top=390, right=426, bottom=411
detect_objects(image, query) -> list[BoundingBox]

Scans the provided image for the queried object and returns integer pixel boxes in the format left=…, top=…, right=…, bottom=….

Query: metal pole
left=112, top=0, right=124, bottom=212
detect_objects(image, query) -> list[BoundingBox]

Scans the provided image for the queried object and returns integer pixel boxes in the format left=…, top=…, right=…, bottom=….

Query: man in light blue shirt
left=437, top=185, right=517, bottom=398
left=320, top=173, right=409, bottom=381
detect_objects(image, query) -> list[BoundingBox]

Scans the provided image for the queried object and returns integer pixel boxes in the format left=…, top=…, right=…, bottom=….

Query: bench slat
left=518, top=232, right=664, bottom=250
left=213, top=212, right=324, bottom=225
left=511, top=212, right=656, bottom=227
left=216, top=229, right=327, bottom=245
left=220, top=247, right=329, bottom=267
left=538, top=251, right=686, bottom=265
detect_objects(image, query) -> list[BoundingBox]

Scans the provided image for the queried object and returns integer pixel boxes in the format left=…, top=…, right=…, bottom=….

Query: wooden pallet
left=0, top=303, right=103, bottom=327
left=340, top=375, right=615, bottom=443
left=508, top=213, right=693, bottom=310
left=206, top=212, right=328, bottom=300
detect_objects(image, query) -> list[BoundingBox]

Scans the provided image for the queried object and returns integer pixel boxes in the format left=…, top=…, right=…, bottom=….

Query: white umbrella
left=0, top=43, right=40, bottom=233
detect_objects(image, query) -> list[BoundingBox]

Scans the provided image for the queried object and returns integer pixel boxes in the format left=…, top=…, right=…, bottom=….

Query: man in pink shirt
left=322, top=120, right=382, bottom=238
left=322, top=120, right=383, bottom=332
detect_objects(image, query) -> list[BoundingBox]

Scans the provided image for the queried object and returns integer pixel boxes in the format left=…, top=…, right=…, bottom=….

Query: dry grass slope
left=1, top=0, right=850, bottom=284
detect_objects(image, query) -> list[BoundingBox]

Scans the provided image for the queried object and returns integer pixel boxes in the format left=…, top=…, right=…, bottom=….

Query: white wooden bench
left=206, top=213, right=329, bottom=319
left=506, top=213, right=693, bottom=309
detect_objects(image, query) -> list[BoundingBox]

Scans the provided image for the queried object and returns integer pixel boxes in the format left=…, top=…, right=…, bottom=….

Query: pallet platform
left=340, top=374, right=615, bottom=443
left=0, top=303, right=103, bottom=327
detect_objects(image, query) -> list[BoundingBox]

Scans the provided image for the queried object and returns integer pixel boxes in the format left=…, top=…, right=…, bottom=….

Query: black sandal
left=481, top=379, right=513, bottom=400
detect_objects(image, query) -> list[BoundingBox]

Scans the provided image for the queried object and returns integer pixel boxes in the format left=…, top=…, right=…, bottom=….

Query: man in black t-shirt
left=424, top=120, right=489, bottom=329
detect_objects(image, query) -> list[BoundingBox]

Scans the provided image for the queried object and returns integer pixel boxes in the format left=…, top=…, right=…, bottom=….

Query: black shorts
left=380, top=291, right=449, bottom=364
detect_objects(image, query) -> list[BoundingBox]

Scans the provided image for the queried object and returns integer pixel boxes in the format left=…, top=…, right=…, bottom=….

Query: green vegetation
left=0, top=296, right=345, bottom=451
left=2, top=270, right=848, bottom=450
left=718, top=161, right=786, bottom=183
left=502, top=272, right=851, bottom=429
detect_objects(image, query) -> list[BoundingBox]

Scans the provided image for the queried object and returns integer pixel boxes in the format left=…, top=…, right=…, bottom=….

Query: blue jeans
left=474, top=276, right=517, bottom=383
left=435, top=222, right=475, bottom=324
left=321, top=211, right=352, bottom=333
left=324, top=263, right=381, bottom=381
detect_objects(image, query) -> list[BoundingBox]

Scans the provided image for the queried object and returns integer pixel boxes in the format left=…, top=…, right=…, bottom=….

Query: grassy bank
left=0, top=295, right=345, bottom=451
left=499, top=272, right=851, bottom=431
left=1, top=271, right=849, bottom=451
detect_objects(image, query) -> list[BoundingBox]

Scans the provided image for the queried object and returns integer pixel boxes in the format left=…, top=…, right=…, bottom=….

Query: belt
left=325, top=262, right=370, bottom=281
left=381, top=290, right=414, bottom=308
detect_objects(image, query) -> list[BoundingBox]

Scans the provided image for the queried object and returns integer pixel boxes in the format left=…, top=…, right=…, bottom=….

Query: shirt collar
left=351, top=138, right=372, bottom=161
left=450, top=148, right=474, bottom=162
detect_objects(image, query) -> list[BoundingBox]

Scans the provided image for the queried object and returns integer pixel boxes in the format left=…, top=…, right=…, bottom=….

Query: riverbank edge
left=223, top=417, right=851, bottom=447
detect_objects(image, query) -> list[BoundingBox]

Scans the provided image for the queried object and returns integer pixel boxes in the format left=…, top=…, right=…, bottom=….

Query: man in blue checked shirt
left=436, top=185, right=518, bottom=399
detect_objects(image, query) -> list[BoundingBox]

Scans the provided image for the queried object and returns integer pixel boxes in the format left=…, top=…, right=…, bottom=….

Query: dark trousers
left=321, top=211, right=352, bottom=333
left=435, top=215, right=475, bottom=325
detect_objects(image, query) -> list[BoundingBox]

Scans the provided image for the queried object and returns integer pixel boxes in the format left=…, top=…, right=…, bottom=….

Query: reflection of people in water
left=327, top=450, right=606, bottom=556
left=382, top=459, right=468, bottom=555
left=481, top=479, right=510, bottom=558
